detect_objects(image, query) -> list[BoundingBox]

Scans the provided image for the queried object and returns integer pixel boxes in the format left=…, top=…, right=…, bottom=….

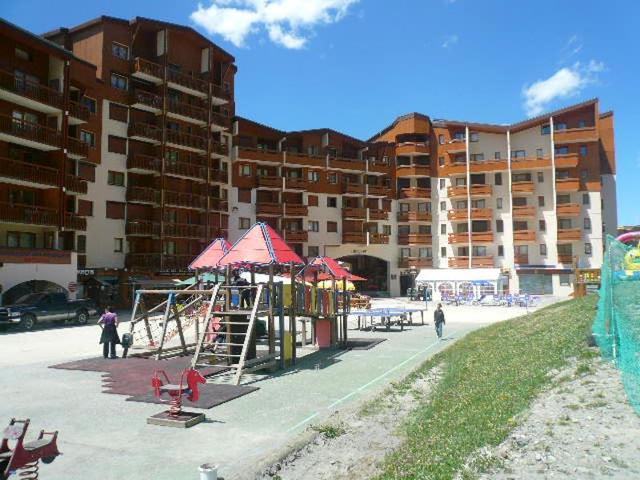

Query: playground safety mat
left=126, top=383, right=258, bottom=409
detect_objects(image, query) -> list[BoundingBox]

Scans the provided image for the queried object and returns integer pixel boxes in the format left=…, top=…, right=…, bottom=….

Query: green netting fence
left=593, top=234, right=640, bottom=412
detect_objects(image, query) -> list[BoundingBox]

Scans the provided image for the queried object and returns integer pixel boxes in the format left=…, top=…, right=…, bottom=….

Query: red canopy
left=308, top=256, right=366, bottom=281
left=188, top=238, right=231, bottom=270
left=218, top=222, right=304, bottom=267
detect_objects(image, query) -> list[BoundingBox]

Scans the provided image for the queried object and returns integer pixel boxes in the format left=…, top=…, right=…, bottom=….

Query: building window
left=454, top=132, right=465, bottom=141
left=438, top=156, right=445, bottom=166
left=307, top=195, right=318, bottom=207
left=585, top=243, right=592, bottom=255
left=440, top=201, right=446, bottom=211
left=494, top=151, right=501, bottom=160
left=110, top=73, right=128, bottom=90
left=541, top=124, right=551, bottom=135
left=558, top=218, right=573, bottom=229
left=77, top=235, right=86, bottom=253
left=555, top=146, right=569, bottom=155
left=82, top=97, right=97, bottom=114
left=419, top=247, right=431, bottom=258
left=470, top=132, right=479, bottom=142
left=512, top=150, right=526, bottom=158
left=237, top=189, right=251, bottom=203
left=307, top=246, right=319, bottom=257
left=538, top=196, right=545, bottom=207
left=308, top=221, right=319, bottom=232
left=107, top=171, right=125, bottom=186
left=440, top=247, right=447, bottom=257
left=438, top=134, right=445, bottom=145
left=536, top=148, right=543, bottom=158
left=559, top=273, right=571, bottom=286
left=240, top=165, right=251, bottom=176
left=495, top=173, right=502, bottom=186
left=112, top=42, right=129, bottom=60
left=471, top=153, right=484, bottom=162
left=383, top=225, right=392, bottom=235
left=239, top=217, right=250, bottom=230
left=584, top=218, right=591, bottom=230
left=582, top=193, right=590, bottom=206
left=328, top=173, right=337, bottom=184
left=498, top=245, right=504, bottom=257
left=580, top=169, right=588, bottom=181
left=107, top=135, right=126, bottom=154
left=106, top=201, right=125, bottom=219
left=540, top=244, right=547, bottom=256
left=327, top=197, right=337, bottom=208
left=496, top=197, right=503, bottom=210
left=109, top=102, right=127, bottom=122
left=554, top=122, right=567, bottom=131
left=440, top=224, right=446, bottom=235
left=539, top=220, right=546, bottom=232
left=308, top=170, right=320, bottom=183
left=537, top=172, right=544, bottom=183
left=439, top=178, right=445, bottom=189
left=163, top=241, right=176, bottom=255
left=114, top=238, right=123, bottom=253
left=7, top=231, right=36, bottom=248
left=579, top=145, right=588, bottom=157
left=327, top=221, right=338, bottom=233
left=578, top=120, right=587, bottom=128
left=80, top=130, right=95, bottom=147
left=496, top=220, right=503, bottom=233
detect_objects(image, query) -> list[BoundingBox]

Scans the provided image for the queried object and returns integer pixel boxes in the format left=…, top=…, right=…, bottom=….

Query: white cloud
left=522, top=60, right=605, bottom=117
left=190, top=0, right=359, bottom=49
left=441, top=34, right=458, bottom=48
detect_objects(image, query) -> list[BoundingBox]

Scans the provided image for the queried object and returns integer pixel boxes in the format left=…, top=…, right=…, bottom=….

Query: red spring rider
left=151, top=368, right=206, bottom=417
left=0, top=419, right=61, bottom=479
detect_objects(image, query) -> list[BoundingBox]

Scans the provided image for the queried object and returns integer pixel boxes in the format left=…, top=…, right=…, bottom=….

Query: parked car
left=0, top=292, right=98, bottom=330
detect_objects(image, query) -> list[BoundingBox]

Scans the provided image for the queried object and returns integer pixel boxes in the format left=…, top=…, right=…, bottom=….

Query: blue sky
left=2, top=0, right=638, bottom=225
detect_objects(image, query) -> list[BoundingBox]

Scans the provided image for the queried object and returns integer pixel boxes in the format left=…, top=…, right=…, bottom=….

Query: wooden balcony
left=556, top=178, right=580, bottom=192
left=514, top=255, right=529, bottom=265
left=284, top=230, right=308, bottom=243
left=511, top=181, right=535, bottom=194
left=512, top=205, right=536, bottom=218
left=368, top=159, right=391, bottom=174
left=557, top=228, right=581, bottom=241
left=554, top=127, right=598, bottom=144
left=471, top=208, right=493, bottom=220
left=210, top=169, right=228, bottom=183
left=0, top=202, right=58, bottom=226
left=165, top=129, right=207, bottom=152
left=128, top=122, right=162, bottom=144
left=448, top=232, right=494, bottom=244
left=0, top=247, right=72, bottom=265
left=167, top=99, right=208, bottom=125
left=399, top=187, right=431, bottom=199
left=167, top=68, right=208, bottom=97
left=557, top=254, right=574, bottom=264
left=396, top=143, right=430, bottom=156
left=163, top=222, right=206, bottom=239
left=398, top=233, right=432, bottom=245
left=342, top=183, right=365, bottom=195
left=342, top=232, right=366, bottom=244
left=65, top=175, right=88, bottom=194
left=513, top=230, right=536, bottom=242
left=126, top=186, right=159, bottom=204
left=369, top=233, right=389, bottom=245
left=68, top=100, right=90, bottom=123
left=439, top=141, right=466, bottom=154
left=130, top=89, right=162, bottom=112
left=510, top=157, right=551, bottom=171
left=256, top=202, right=283, bottom=216
left=367, top=184, right=387, bottom=196
left=368, top=209, right=389, bottom=221
left=63, top=213, right=86, bottom=231
left=396, top=165, right=431, bottom=177
left=0, top=68, right=64, bottom=112
left=447, top=209, right=468, bottom=221
left=256, top=176, right=282, bottom=189
left=449, top=256, right=494, bottom=268
left=125, top=221, right=158, bottom=236
left=165, top=160, right=207, bottom=181
left=211, top=112, right=231, bottom=131
left=211, top=141, right=229, bottom=157
left=285, top=151, right=325, bottom=168
left=285, top=177, right=307, bottom=190
left=67, top=137, right=89, bottom=159
left=131, top=57, right=163, bottom=83
left=330, top=156, right=365, bottom=171
left=555, top=153, right=579, bottom=168
left=283, top=204, right=308, bottom=216
left=398, top=257, right=433, bottom=269
left=210, top=198, right=228, bottom=212
left=238, top=147, right=283, bottom=163
left=342, top=207, right=366, bottom=219
left=556, top=203, right=581, bottom=216
left=468, top=159, right=508, bottom=173
left=447, top=208, right=493, bottom=221
left=447, top=184, right=492, bottom=198
left=212, top=84, right=232, bottom=103
left=0, top=156, right=59, bottom=188
left=397, top=211, right=431, bottom=222
left=164, top=191, right=206, bottom=210
left=440, top=161, right=467, bottom=176
left=127, top=154, right=161, bottom=173
left=0, top=114, right=61, bottom=150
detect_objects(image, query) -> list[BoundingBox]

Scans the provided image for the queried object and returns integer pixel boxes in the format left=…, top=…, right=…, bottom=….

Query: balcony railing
left=167, top=99, right=208, bottom=123
left=163, top=222, right=206, bottom=238
left=396, top=142, right=430, bottom=156
left=165, top=160, right=207, bottom=180
left=397, top=211, right=432, bottom=222
left=0, top=114, right=62, bottom=149
left=342, top=207, right=366, bottom=219
left=68, top=137, right=89, bottom=158
left=164, top=190, right=206, bottom=209
left=510, top=156, right=552, bottom=171
left=511, top=181, right=535, bottom=194
left=63, top=213, right=86, bottom=231
left=285, top=150, right=325, bottom=167
left=449, top=256, right=494, bottom=268
left=256, top=176, right=282, bottom=188
left=285, top=177, right=307, bottom=190
left=342, top=183, right=365, bottom=195
left=65, top=175, right=88, bottom=194
left=127, top=154, right=161, bottom=173
left=211, top=112, right=231, bottom=130
left=557, top=228, right=581, bottom=241
left=210, top=169, right=228, bottom=183
left=330, top=156, right=365, bottom=170
left=131, top=89, right=162, bottom=110
left=212, top=141, right=229, bottom=157
left=398, top=257, right=433, bottom=268
left=284, top=204, right=308, bottom=216
left=0, top=156, right=59, bottom=187
left=367, top=184, right=387, bottom=196
left=556, top=203, right=581, bottom=216
left=369, top=233, right=390, bottom=244
left=513, top=205, right=536, bottom=218
left=126, top=221, right=158, bottom=236
left=514, top=255, right=530, bottom=265
left=448, top=231, right=494, bottom=243
left=399, top=187, right=431, bottom=199
left=448, top=184, right=492, bottom=197
left=167, top=68, right=208, bottom=96
left=237, top=146, right=282, bottom=162
left=212, top=84, right=231, bottom=101
left=132, top=58, right=163, bottom=81
left=554, top=127, right=598, bottom=144
left=256, top=202, right=283, bottom=215
left=398, top=233, right=432, bottom=245
left=447, top=209, right=467, bottom=221
left=69, top=100, right=90, bottom=122
left=556, top=178, right=580, bottom=192
left=513, top=230, right=536, bottom=242
left=0, top=68, right=64, bottom=110
left=368, top=209, right=389, bottom=221
left=210, top=198, right=229, bottom=212
left=126, top=186, right=159, bottom=204
left=165, top=129, right=207, bottom=151
left=0, top=202, right=58, bottom=226
left=555, top=153, right=579, bottom=169
left=128, top=122, right=162, bottom=142
left=342, top=232, right=367, bottom=244
left=396, top=165, right=431, bottom=177
left=557, top=254, right=574, bottom=264
left=284, top=230, right=308, bottom=243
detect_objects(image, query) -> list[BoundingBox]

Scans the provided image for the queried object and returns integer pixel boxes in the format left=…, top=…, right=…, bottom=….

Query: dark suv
left=0, top=292, right=98, bottom=330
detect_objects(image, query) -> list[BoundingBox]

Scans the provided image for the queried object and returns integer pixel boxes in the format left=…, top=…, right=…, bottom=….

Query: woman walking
left=98, top=306, right=120, bottom=359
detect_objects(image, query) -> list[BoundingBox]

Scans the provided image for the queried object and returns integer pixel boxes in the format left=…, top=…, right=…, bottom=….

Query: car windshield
left=13, top=293, right=45, bottom=305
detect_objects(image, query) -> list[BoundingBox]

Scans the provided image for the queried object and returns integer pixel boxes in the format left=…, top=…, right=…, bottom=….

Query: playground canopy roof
left=416, top=268, right=502, bottom=283
left=218, top=222, right=305, bottom=267
left=188, top=238, right=231, bottom=270
left=307, top=256, right=367, bottom=281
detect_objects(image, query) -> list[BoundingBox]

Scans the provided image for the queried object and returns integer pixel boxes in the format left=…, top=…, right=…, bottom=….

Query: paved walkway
left=0, top=301, right=538, bottom=479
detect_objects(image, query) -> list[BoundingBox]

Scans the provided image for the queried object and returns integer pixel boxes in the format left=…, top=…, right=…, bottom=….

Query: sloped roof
left=308, top=256, right=366, bottom=281
left=189, top=238, right=231, bottom=270
left=218, top=222, right=304, bottom=267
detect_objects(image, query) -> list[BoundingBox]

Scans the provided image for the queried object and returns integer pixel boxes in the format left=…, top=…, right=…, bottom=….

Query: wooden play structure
left=574, top=268, right=601, bottom=298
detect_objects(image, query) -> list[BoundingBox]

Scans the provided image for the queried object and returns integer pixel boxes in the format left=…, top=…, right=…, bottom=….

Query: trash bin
left=199, top=463, right=218, bottom=480
left=315, top=319, right=332, bottom=348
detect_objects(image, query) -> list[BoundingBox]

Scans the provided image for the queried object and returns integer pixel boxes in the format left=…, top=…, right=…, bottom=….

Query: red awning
left=308, top=256, right=366, bottom=281
left=188, top=238, right=231, bottom=270
left=218, top=222, right=305, bottom=267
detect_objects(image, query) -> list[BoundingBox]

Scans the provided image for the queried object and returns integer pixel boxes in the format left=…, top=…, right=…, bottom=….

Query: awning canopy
left=416, top=268, right=502, bottom=283
left=189, top=238, right=231, bottom=270
left=218, top=222, right=305, bottom=267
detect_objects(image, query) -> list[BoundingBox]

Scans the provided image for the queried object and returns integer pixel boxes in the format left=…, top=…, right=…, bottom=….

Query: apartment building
left=0, top=16, right=616, bottom=303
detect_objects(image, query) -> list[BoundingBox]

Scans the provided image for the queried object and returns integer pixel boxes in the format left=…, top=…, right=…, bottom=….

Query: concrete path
left=0, top=301, right=539, bottom=479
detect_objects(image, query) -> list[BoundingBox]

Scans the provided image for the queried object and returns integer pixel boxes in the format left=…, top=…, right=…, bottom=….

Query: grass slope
left=380, top=296, right=597, bottom=479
